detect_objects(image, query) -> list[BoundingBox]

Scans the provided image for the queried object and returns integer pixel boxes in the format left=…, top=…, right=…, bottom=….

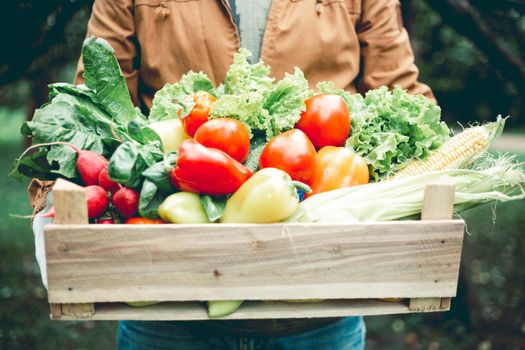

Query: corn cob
left=391, top=117, right=505, bottom=179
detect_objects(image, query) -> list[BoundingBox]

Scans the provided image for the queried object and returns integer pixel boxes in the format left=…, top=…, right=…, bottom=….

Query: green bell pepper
left=221, top=168, right=310, bottom=223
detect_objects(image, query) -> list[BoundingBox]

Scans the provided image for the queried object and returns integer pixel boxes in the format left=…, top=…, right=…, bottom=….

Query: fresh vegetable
left=344, top=86, right=450, bottom=179
left=211, top=49, right=311, bottom=140
left=112, top=187, right=139, bottom=217
left=180, top=91, right=217, bottom=137
left=84, top=185, right=109, bottom=218
left=392, top=117, right=505, bottom=179
left=82, top=36, right=137, bottom=123
left=259, top=129, right=317, bottom=183
left=96, top=219, right=114, bottom=224
left=147, top=119, right=190, bottom=154
left=308, top=146, right=369, bottom=197
left=125, top=217, right=165, bottom=224
left=108, top=141, right=164, bottom=188
left=170, top=140, right=252, bottom=195
left=221, top=168, right=310, bottom=223
left=73, top=149, right=109, bottom=186
left=200, top=195, right=227, bottom=222
left=158, top=192, right=210, bottom=224
left=287, top=155, right=525, bottom=223
left=295, top=94, right=350, bottom=149
left=194, top=118, right=250, bottom=163
left=149, top=71, right=217, bottom=122
left=98, top=167, right=120, bottom=193
left=207, top=300, right=243, bottom=318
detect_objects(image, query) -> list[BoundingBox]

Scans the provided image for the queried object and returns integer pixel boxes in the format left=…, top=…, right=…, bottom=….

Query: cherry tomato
left=125, top=217, right=166, bottom=224
left=259, top=129, right=317, bottom=184
left=180, top=91, right=217, bottom=137
left=194, top=118, right=250, bottom=163
left=295, top=94, right=350, bottom=149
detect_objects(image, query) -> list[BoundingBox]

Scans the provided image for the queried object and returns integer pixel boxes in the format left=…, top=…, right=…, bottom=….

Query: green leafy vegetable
left=82, top=36, right=137, bottom=123
left=141, top=154, right=176, bottom=193
left=108, top=141, right=164, bottom=188
left=20, top=93, right=106, bottom=178
left=345, top=86, right=450, bottom=179
left=149, top=71, right=216, bottom=122
left=223, top=48, right=273, bottom=96
left=200, top=195, right=227, bottom=222
left=213, top=51, right=310, bottom=140
left=138, top=180, right=165, bottom=219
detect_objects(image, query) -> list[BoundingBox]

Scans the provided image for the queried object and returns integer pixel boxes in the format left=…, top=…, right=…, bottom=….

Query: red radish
left=98, top=167, right=120, bottom=193
left=112, top=187, right=139, bottom=218
left=96, top=218, right=114, bottom=224
left=14, top=142, right=108, bottom=186
left=37, top=186, right=108, bottom=220
left=85, top=185, right=109, bottom=218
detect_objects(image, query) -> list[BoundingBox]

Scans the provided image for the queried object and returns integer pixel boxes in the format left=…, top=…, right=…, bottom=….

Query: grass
left=1, top=108, right=524, bottom=349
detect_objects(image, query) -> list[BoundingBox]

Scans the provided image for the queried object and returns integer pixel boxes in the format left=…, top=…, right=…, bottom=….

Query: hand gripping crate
left=45, top=178, right=464, bottom=320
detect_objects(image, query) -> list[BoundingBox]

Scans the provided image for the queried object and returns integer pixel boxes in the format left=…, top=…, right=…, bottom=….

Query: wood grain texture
left=52, top=299, right=449, bottom=321
left=52, top=179, right=88, bottom=225
left=44, top=221, right=464, bottom=304
left=409, top=177, right=459, bottom=311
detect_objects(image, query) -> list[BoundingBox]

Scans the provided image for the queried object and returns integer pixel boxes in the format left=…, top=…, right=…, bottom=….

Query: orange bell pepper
left=308, top=146, right=369, bottom=197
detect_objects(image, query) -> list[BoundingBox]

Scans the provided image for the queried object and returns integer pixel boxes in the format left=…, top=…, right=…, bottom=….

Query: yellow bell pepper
left=221, top=168, right=310, bottom=223
left=158, top=192, right=210, bottom=224
left=147, top=119, right=190, bottom=154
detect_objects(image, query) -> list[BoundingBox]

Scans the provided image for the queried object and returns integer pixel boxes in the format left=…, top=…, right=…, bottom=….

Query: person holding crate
left=30, top=0, right=435, bottom=349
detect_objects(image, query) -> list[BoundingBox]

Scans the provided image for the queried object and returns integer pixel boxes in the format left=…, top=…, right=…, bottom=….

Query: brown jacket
left=75, top=0, right=434, bottom=110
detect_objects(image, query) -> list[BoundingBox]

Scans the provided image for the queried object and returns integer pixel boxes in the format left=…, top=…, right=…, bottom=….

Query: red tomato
left=180, top=91, right=217, bottom=137
left=259, top=129, right=317, bottom=183
left=194, top=118, right=250, bottom=163
left=125, top=217, right=166, bottom=224
left=295, top=94, right=350, bottom=149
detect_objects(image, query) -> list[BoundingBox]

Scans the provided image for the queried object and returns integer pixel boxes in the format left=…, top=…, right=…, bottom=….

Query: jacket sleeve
left=74, top=0, right=140, bottom=105
left=356, top=0, right=435, bottom=102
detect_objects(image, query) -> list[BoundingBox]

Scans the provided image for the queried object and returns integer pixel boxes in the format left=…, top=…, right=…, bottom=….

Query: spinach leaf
left=142, top=154, right=176, bottom=193
left=127, top=118, right=162, bottom=146
left=138, top=180, right=165, bottom=219
left=108, top=141, right=164, bottom=188
left=82, top=36, right=136, bottom=123
left=108, top=142, right=139, bottom=186
left=200, top=195, right=227, bottom=222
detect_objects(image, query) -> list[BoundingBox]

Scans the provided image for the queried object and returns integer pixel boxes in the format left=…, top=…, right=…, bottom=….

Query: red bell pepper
left=169, top=140, right=252, bottom=195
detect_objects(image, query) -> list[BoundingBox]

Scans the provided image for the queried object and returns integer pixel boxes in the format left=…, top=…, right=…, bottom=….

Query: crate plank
left=45, top=221, right=464, bottom=304
left=409, top=177, right=457, bottom=311
left=52, top=299, right=450, bottom=321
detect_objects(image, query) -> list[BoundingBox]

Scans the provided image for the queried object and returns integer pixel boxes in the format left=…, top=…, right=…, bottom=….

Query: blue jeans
left=118, top=317, right=365, bottom=350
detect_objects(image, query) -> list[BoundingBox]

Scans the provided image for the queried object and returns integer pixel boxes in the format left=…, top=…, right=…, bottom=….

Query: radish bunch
left=38, top=143, right=140, bottom=222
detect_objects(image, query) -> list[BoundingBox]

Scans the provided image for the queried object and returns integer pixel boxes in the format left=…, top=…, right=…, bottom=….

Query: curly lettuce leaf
left=149, top=71, right=216, bottom=122
left=223, top=48, right=273, bottom=96
left=263, top=68, right=312, bottom=139
left=346, top=86, right=450, bottom=179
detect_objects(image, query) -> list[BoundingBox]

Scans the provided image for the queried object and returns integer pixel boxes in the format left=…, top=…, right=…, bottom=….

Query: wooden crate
left=45, top=178, right=464, bottom=320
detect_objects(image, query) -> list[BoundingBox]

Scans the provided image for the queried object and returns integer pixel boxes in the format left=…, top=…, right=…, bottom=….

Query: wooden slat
left=44, top=221, right=464, bottom=304
left=52, top=299, right=447, bottom=321
left=410, top=177, right=458, bottom=311
left=49, top=179, right=91, bottom=318
left=52, top=179, right=88, bottom=225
